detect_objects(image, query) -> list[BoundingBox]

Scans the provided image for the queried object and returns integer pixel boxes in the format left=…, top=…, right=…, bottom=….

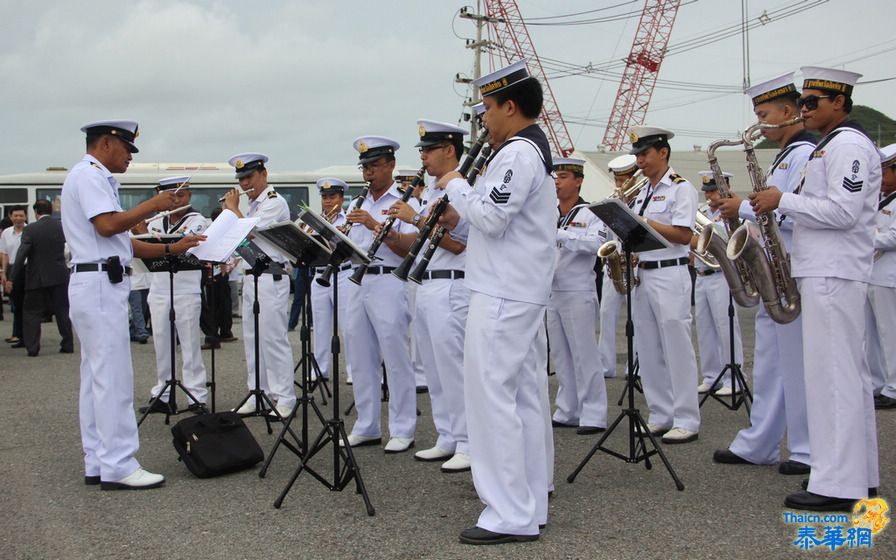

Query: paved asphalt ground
left=0, top=304, right=893, bottom=559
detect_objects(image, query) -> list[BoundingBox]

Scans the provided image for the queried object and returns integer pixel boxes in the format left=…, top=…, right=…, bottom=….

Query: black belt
left=72, top=263, right=132, bottom=275
left=696, top=269, right=718, bottom=277
left=638, top=257, right=689, bottom=270
left=361, top=266, right=396, bottom=275
left=315, top=263, right=352, bottom=274
left=421, top=270, right=465, bottom=281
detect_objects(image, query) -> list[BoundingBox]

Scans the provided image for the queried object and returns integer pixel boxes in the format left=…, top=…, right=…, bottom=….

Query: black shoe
left=27, top=351, right=38, bottom=357
left=60, top=348, right=74, bottom=354
left=132, top=337, right=148, bottom=344
left=10, top=341, right=25, bottom=348
left=551, top=420, right=577, bottom=428
left=778, top=460, right=810, bottom=475
left=713, top=449, right=755, bottom=465
left=138, top=399, right=177, bottom=415
left=784, top=491, right=856, bottom=512
left=800, top=479, right=877, bottom=497
left=186, top=403, right=208, bottom=415
left=576, top=426, right=606, bottom=435
left=459, top=526, right=539, bottom=545
left=874, top=394, right=896, bottom=409
left=84, top=475, right=101, bottom=486
left=416, top=385, right=429, bottom=394
left=201, top=341, right=221, bottom=350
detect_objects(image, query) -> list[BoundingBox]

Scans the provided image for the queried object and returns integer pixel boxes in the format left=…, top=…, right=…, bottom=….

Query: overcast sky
left=2, top=0, right=892, bottom=174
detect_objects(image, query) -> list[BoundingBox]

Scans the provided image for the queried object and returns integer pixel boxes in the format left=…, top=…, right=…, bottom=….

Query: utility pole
left=458, top=3, right=494, bottom=140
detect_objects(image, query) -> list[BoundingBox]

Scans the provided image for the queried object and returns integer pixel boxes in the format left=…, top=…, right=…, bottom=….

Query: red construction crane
left=483, top=0, right=575, bottom=157
left=602, top=0, right=682, bottom=151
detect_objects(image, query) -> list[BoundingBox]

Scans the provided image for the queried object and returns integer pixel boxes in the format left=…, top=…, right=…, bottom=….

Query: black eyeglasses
left=419, top=144, right=449, bottom=154
left=796, top=94, right=832, bottom=110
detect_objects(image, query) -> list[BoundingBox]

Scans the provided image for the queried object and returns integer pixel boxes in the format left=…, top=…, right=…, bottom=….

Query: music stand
left=567, top=199, right=685, bottom=491
left=134, top=236, right=206, bottom=427
left=699, top=293, right=752, bottom=415
left=272, top=208, right=375, bottom=516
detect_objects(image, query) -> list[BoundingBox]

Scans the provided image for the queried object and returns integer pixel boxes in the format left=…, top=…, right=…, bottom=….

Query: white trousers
left=415, top=279, right=470, bottom=454
left=406, top=282, right=427, bottom=388
left=597, top=271, right=624, bottom=378
left=465, top=292, right=552, bottom=535
left=694, top=273, right=744, bottom=387
left=729, top=303, right=810, bottom=464
left=633, top=265, right=700, bottom=432
left=310, top=268, right=353, bottom=380
left=866, top=284, right=896, bottom=398
left=344, top=273, right=416, bottom=439
left=147, top=290, right=207, bottom=404
left=801, top=277, right=878, bottom=499
left=70, top=272, right=141, bottom=481
left=241, top=273, right=295, bottom=408
left=547, top=290, right=607, bottom=428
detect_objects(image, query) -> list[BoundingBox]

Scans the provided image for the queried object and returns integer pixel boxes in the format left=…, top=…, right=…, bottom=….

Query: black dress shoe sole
left=350, top=438, right=383, bottom=448
left=576, top=426, right=607, bottom=435
left=784, top=491, right=856, bottom=512
left=85, top=475, right=101, bottom=486
left=662, top=433, right=699, bottom=444
left=441, top=465, right=472, bottom=473
left=100, top=480, right=165, bottom=491
left=551, top=421, right=577, bottom=428
left=778, top=460, right=811, bottom=475
left=459, top=528, right=539, bottom=545
left=713, top=449, right=755, bottom=465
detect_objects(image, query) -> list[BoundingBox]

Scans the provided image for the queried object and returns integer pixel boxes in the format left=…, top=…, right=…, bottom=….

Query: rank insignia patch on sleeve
left=489, top=187, right=511, bottom=204
left=842, top=177, right=863, bottom=192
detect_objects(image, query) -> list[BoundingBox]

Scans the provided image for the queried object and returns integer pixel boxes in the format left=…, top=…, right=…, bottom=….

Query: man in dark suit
left=10, top=199, right=73, bottom=356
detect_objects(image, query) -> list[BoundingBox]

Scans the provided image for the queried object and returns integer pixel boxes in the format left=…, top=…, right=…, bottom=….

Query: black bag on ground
left=171, top=412, right=263, bottom=478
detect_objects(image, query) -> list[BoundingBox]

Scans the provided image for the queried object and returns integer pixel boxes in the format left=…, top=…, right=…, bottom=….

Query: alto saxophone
left=598, top=170, right=648, bottom=293
left=726, top=117, right=803, bottom=324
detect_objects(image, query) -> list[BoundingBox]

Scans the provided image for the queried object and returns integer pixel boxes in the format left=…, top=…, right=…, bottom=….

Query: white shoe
left=635, top=423, right=671, bottom=436
left=441, top=453, right=471, bottom=473
left=384, top=437, right=415, bottom=454
left=697, top=382, right=712, bottom=394
left=101, top=468, right=165, bottom=490
left=414, top=446, right=454, bottom=462
left=661, top=427, right=699, bottom=444
left=268, top=402, right=295, bottom=419
left=233, top=400, right=264, bottom=415
left=339, top=433, right=382, bottom=448
left=714, top=386, right=737, bottom=396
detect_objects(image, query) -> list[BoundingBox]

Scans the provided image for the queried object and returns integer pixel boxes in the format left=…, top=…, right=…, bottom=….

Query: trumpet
left=217, top=189, right=250, bottom=203
left=316, top=182, right=371, bottom=287
left=144, top=203, right=193, bottom=224
left=691, top=204, right=721, bottom=270
left=599, top=170, right=649, bottom=294
left=612, top=168, right=648, bottom=201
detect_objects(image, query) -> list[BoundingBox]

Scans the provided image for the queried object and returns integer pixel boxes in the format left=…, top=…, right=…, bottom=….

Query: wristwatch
left=412, top=213, right=422, bottom=226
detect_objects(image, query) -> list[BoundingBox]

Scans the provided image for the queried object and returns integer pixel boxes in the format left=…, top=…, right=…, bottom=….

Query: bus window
left=119, top=188, right=157, bottom=210
left=273, top=186, right=309, bottom=220
left=0, top=188, right=28, bottom=204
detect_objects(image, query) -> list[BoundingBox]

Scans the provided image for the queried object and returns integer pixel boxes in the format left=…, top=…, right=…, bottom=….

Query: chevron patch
left=489, top=187, right=511, bottom=204
left=842, top=177, right=863, bottom=192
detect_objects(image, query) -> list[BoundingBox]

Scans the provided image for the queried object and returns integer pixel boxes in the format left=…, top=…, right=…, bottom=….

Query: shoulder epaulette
left=670, top=173, right=685, bottom=184
left=267, top=190, right=278, bottom=199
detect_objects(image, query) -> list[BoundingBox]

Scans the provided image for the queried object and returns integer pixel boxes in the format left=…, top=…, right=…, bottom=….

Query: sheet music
left=588, top=198, right=672, bottom=253
left=187, top=209, right=259, bottom=263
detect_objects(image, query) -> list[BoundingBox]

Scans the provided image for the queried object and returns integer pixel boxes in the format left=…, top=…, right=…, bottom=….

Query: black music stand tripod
left=274, top=211, right=374, bottom=516
left=568, top=199, right=684, bottom=491
left=699, top=293, right=752, bottom=415
left=138, top=253, right=206, bottom=427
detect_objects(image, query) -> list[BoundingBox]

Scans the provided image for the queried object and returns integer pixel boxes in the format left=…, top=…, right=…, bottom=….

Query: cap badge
left=359, top=142, right=369, bottom=153
left=418, top=125, right=426, bottom=138
left=629, top=131, right=639, bottom=143
left=235, top=159, right=244, bottom=169
left=323, top=181, right=331, bottom=189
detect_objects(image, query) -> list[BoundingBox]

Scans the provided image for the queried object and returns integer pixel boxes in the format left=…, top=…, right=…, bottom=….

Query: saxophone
left=695, top=137, right=761, bottom=307
left=726, top=117, right=803, bottom=324
left=598, top=170, right=648, bottom=293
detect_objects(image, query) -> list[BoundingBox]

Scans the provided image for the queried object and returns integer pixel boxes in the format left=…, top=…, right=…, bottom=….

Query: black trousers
left=23, top=282, right=73, bottom=354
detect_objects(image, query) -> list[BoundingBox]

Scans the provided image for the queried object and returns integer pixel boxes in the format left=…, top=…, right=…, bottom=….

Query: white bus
left=0, top=163, right=368, bottom=222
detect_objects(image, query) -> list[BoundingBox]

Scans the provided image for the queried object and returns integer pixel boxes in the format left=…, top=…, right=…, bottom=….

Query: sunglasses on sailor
left=796, top=94, right=832, bottom=111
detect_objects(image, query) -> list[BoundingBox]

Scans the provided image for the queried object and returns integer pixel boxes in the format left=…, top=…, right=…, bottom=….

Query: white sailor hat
left=157, top=175, right=191, bottom=191
left=800, top=66, right=862, bottom=98
left=607, top=154, right=638, bottom=175
left=698, top=170, right=732, bottom=191
left=81, top=120, right=140, bottom=153
left=628, top=126, right=674, bottom=155
left=746, top=72, right=799, bottom=107
left=880, top=144, right=896, bottom=167
left=353, top=136, right=399, bottom=165
left=416, top=119, right=469, bottom=148
left=473, top=102, right=486, bottom=116
left=553, top=157, right=585, bottom=176
left=472, top=60, right=532, bottom=97
left=316, top=177, right=347, bottom=195
left=228, top=152, right=269, bottom=179
left=394, top=169, right=420, bottom=183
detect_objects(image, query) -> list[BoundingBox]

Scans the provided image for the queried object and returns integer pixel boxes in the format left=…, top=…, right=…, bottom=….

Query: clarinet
left=407, top=142, right=491, bottom=284
left=392, top=129, right=489, bottom=282
left=315, top=182, right=370, bottom=288
left=347, top=166, right=427, bottom=285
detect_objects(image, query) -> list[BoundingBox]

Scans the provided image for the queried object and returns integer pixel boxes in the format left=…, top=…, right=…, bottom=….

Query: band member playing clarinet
left=389, top=120, right=472, bottom=472
left=438, top=61, right=556, bottom=545
left=869, top=144, right=896, bottom=409
left=750, top=67, right=880, bottom=511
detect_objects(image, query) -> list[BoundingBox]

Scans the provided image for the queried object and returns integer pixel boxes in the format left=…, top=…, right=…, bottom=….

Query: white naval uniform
left=345, top=182, right=419, bottom=440
left=866, top=192, right=896, bottom=399
left=240, top=187, right=295, bottom=410
left=548, top=199, right=608, bottom=428
left=310, top=210, right=353, bottom=381
left=413, top=183, right=471, bottom=455
left=777, top=121, right=881, bottom=499
left=728, top=132, right=814, bottom=465
left=694, top=206, right=744, bottom=389
left=445, top=125, right=557, bottom=536
left=407, top=282, right=427, bottom=389
left=63, top=155, right=141, bottom=481
left=631, top=168, right=700, bottom=432
left=596, top=219, right=625, bottom=378
left=146, top=211, right=209, bottom=405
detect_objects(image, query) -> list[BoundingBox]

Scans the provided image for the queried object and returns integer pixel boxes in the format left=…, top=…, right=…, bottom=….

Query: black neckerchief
left=485, top=123, right=553, bottom=173
left=558, top=196, right=588, bottom=228
left=879, top=191, right=896, bottom=211
left=771, top=129, right=817, bottom=171
left=167, top=208, right=197, bottom=234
